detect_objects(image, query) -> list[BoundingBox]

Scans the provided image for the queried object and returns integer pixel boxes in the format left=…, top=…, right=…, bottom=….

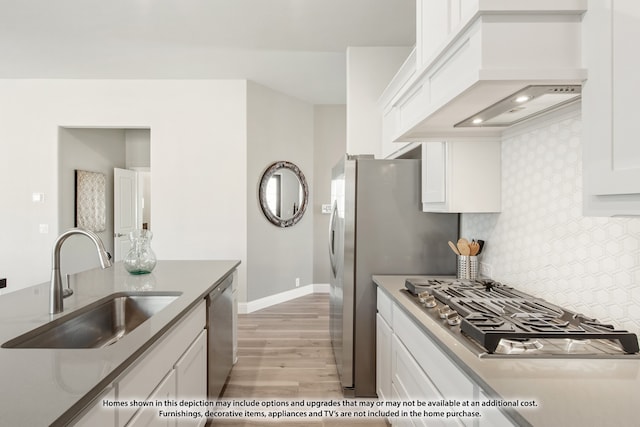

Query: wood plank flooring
left=212, top=293, right=387, bottom=427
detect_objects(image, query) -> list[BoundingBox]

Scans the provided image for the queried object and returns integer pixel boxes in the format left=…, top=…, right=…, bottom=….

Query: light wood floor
left=212, top=293, right=387, bottom=426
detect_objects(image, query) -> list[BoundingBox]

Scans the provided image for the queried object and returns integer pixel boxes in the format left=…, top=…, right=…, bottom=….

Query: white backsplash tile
left=462, top=110, right=640, bottom=335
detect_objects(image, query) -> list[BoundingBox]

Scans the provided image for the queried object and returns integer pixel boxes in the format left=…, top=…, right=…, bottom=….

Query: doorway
left=58, top=127, right=151, bottom=274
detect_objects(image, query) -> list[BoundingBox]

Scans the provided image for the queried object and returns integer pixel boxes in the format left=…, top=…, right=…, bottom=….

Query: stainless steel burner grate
left=404, top=277, right=640, bottom=357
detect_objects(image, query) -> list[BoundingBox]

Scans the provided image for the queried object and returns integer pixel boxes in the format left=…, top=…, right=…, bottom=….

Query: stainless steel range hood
left=455, top=85, right=582, bottom=128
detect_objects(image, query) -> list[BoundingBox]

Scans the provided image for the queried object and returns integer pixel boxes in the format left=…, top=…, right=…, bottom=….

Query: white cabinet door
left=376, top=313, right=393, bottom=402
left=72, top=387, right=116, bottom=427
left=416, top=0, right=479, bottom=67
left=583, top=0, right=640, bottom=215
left=391, top=335, right=453, bottom=427
left=390, top=383, right=414, bottom=427
left=127, top=370, right=177, bottom=427
left=422, top=142, right=447, bottom=206
left=416, top=0, right=450, bottom=67
left=175, top=330, right=207, bottom=427
left=422, top=141, right=501, bottom=213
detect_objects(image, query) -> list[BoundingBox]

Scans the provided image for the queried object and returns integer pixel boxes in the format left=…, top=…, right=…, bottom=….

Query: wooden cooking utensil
left=448, top=241, right=460, bottom=255
left=457, top=239, right=471, bottom=256
left=469, top=241, right=480, bottom=256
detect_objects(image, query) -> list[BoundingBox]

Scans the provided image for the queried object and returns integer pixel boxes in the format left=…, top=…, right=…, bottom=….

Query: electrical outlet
left=295, top=277, right=300, bottom=287
left=0, top=278, right=6, bottom=289
left=479, top=262, right=493, bottom=279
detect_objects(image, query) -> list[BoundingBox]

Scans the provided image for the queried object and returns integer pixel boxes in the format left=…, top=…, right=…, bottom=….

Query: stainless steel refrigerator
left=329, top=155, right=459, bottom=397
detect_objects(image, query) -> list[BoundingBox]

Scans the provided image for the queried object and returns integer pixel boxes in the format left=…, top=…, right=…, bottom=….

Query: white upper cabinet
left=422, top=140, right=501, bottom=213
left=582, top=0, right=640, bottom=216
left=416, top=0, right=477, bottom=68
left=347, top=47, right=413, bottom=158
left=379, top=0, right=587, bottom=142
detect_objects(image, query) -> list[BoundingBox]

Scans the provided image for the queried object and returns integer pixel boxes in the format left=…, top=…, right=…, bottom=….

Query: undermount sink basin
left=2, top=292, right=182, bottom=349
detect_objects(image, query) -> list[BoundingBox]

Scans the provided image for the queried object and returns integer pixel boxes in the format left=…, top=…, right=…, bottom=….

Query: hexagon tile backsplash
left=461, top=109, right=640, bottom=335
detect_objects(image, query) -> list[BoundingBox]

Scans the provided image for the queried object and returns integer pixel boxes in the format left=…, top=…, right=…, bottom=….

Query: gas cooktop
left=404, top=277, right=640, bottom=358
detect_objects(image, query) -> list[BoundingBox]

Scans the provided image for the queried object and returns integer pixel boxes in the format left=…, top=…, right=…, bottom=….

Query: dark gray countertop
left=373, top=275, right=640, bottom=427
left=0, top=260, right=240, bottom=427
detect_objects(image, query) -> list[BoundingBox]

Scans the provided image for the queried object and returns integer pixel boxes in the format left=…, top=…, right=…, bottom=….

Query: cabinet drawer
left=393, top=305, right=474, bottom=401
left=377, top=288, right=393, bottom=325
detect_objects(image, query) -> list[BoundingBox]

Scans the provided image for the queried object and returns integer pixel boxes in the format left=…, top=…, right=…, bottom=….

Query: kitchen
left=1, top=1, right=640, bottom=426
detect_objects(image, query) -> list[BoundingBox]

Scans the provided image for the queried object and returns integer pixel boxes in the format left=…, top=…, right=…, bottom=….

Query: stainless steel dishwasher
left=206, top=273, right=234, bottom=399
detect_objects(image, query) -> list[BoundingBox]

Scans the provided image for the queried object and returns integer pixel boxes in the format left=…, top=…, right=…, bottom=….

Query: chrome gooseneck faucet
left=50, top=228, right=112, bottom=314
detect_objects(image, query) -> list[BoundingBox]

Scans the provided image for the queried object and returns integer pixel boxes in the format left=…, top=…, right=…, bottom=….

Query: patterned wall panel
left=75, top=170, right=106, bottom=232
left=462, top=111, right=640, bottom=335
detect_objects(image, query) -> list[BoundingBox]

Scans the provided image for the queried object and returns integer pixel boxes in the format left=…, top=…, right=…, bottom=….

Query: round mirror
left=258, top=161, right=309, bottom=227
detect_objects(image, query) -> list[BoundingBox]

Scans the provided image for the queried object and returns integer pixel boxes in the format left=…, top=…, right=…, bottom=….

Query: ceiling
left=0, top=0, right=415, bottom=104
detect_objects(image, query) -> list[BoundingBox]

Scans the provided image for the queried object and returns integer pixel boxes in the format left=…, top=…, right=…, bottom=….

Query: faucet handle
left=63, top=274, right=74, bottom=298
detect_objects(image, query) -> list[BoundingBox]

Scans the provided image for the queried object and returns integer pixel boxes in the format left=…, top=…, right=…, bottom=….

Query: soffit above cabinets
left=379, top=0, right=587, bottom=141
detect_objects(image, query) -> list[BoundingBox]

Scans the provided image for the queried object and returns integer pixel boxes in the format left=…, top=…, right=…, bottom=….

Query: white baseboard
left=239, top=283, right=330, bottom=314
left=313, top=283, right=330, bottom=293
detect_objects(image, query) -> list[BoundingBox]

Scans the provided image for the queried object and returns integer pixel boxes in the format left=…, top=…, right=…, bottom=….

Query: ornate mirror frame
left=258, top=161, right=309, bottom=227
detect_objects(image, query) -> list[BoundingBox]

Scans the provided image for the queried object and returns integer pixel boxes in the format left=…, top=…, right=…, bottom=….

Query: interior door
left=114, top=168, right=139, bottom=261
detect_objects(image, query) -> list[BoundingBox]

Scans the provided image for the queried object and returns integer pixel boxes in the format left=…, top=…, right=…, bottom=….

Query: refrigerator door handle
left=328, top=201, right=338, bottom=277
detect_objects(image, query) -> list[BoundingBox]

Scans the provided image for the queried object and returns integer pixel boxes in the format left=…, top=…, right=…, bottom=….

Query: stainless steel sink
left=2, top=292, right=182, bottom=349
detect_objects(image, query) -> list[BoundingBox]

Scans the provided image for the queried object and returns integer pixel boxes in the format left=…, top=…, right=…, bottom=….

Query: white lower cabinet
left=376, top=313, right=393, bottom=401
left=71, top=300, right=207, bottom=427
left=118, top=301, right=206, bottom=427
left=392, top=335, right=456, bottom=427
left=175, top=331, right=208, bottom=427
left=127, top=370, right=177, bottom=427
left=390, top=384, right=413, bottom=427
left=377, top=290, right=515, bottom=427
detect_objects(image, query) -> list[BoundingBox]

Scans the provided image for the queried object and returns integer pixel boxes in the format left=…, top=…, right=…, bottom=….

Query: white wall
left=346, top=47, right=412, bottom=158
left=313, top=105, right=347, bottom=284
left=462, top=106, right=640, bottom=335
left=246, top=81, right=314, bottom=301
left=0, top=80, right=248, bottom=301
left=125, top=129, right=151, bottom=169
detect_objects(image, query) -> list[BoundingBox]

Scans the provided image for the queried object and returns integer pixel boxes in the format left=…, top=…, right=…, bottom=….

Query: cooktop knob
left=422, top=295, right=437, bottom=308
left=418, top=291, right=431, bottom=303
left=439, top=305, right=452, bottom=319
left=447, top=311, right=461, bottom=326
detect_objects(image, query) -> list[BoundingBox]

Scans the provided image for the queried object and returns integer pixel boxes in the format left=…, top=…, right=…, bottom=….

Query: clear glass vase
left=124, top=230, right=157, bottom=275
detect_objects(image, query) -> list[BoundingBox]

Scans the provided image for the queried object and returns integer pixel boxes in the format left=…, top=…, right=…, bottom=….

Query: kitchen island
left=374, top=275, right=640, bottom=427
left=0, top=260, right=239, bottom=426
